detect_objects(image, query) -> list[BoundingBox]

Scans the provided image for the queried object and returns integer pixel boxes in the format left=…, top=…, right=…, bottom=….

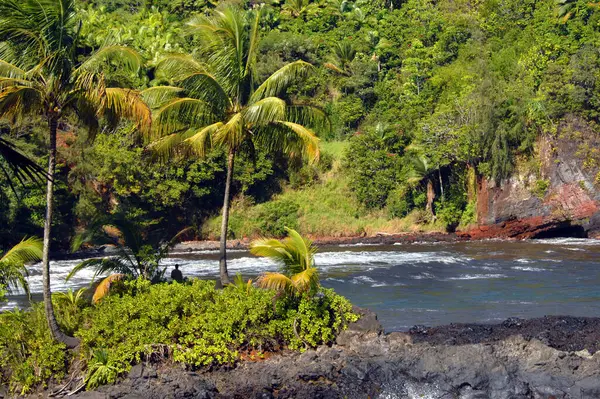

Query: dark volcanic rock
left=68, top=313, right=600, bottom=399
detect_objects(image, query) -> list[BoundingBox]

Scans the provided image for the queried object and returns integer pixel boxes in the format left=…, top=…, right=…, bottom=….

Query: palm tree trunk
left=219, top=147, right=235, bottom=286
left=42, top=118, right=79, bottom=348
left=426, top=178, right=436, bottom=221
left=438, top=168, right=444, bottom=200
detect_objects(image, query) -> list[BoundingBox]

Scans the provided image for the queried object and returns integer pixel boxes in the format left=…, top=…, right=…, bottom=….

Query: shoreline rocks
left=66, top=309, right=600, bottom=399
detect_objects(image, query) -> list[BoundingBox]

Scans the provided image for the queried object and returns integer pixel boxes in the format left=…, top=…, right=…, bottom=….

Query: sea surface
left=4, top=238, right=600, bottom=331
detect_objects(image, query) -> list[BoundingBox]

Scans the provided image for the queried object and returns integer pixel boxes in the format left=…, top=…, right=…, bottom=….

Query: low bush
left=255, top=199, right=300, bottom=237
left=0, top=304, right=68, bottom=395
left=75, top=279, right=357, bottom=383
left=386, top=187, right=413, bottom=219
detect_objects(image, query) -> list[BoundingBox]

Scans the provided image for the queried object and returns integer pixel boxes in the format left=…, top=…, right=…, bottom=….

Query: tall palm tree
left=67, top=215, right=191, bottom=303
left=0, top=237, right=42, bottom=299
left=0, top=0, right=151, bottom=347
left=146, top=6, right=325, bottom=285
left=250, top=227, right=319, bottom=297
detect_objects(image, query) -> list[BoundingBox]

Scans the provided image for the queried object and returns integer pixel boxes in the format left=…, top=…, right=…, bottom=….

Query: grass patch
left=203, top=141, right=445, bottom=239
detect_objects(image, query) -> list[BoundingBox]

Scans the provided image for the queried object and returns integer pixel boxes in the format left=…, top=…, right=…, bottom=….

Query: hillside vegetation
left=2, top=0, right=600, bottom=246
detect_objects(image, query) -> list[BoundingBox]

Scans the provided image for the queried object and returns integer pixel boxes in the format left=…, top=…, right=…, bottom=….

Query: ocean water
left=4, top=238, right=600, bottom=331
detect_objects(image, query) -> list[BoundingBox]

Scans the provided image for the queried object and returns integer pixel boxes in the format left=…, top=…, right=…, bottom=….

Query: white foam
left=516, top=258, right=533, bottom=264
left=411, top=272, right=435, bottom=280
left=534, top=238, right=600, bottom=246
left=512, top=266, right=546, bottom=272
left=351, top=275, right=377, bottom=284
left=445, top=274, right=507, bottom=280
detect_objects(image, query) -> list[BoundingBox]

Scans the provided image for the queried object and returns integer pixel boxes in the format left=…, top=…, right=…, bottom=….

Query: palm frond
left=243, top=97, right=286, bottom=126
left=154, top=97, right=216, bottom=138
left=92, top=273, right=125, bottom=304
left=258, top=121, right=320, bottom=164
left=257, top=272, right=293, bottom=293
left=102, top=88, right=152, bottom=136
left=158, top=226, right=194, bottom=260
left=283, top=227, right=316, bottom=272
left=141, top=86, right=184, bottom=109
left=213, top=112, right=243, bottom=149
left=179, top=72, right=230, bottom=111
left=245, top=9, right=261, bottom=76
left=0, top=136, right=48, bottom=185
left=184, top=122, right=222, bottom=157
left=286, top=104, right=331, bottom=133
left=0, top=85, right=42, bottom=122
left=155, top=53, right=206, bottom=83
left=65, top=257, right=133, bottom=282
left=0, top=236, right=43, bottom=264
left=148, top=129, right=197, bottom=159
left=250, top=238, right=294, bottom=263
left=0, top=237, right=42, bottom=297
left=290, top=267, right=319, bottom=295
left=251, top=60, right=313, bottom=102
left=0, top=60, right=25, bottom=79
left=76, top=46, right=142, bottom=76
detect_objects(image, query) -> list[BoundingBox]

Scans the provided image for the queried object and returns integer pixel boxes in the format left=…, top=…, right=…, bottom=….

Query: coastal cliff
left=465, top=116, right=600, bottom=240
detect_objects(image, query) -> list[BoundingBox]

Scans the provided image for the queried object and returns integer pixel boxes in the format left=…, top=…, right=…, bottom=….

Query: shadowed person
left=171, top=264, right=183, bottom=283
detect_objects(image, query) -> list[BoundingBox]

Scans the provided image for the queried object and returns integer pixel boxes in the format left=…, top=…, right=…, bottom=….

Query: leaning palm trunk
left=42, top=119, right=79, bottom=348
left=426, top=178, right=436, bottom=221
left=219, top=148, right=235, bottom=285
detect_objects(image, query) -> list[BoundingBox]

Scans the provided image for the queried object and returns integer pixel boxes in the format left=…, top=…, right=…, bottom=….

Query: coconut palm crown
left=250, top=227, right=320, bottom=297
left=146, top=5, right=326, bottom=285
left=0, top=0, right=151, bottom=347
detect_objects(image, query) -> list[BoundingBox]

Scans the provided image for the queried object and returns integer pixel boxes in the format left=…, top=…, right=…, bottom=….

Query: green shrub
left=436, top=201, right=463, bottom=232
left=288, top=151, right=334, bottom=189
left=77, top=279, right=357, bottom=376
left=531, top=179, right=550, bottom=198
left=386, top=188, right=413, bottom=219
left=255, top=199, right=300, bottom=237
left=0, top=304, right=68, bottom=395
left=460, top=200, right=477, bottom=227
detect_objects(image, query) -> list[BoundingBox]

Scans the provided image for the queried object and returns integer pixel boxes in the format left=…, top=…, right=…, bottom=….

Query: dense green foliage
left=0, top=304, right=68, bottom=395
left=0, top=279, right=357, bottom=393
left=1, top=0, right=600, bottom=239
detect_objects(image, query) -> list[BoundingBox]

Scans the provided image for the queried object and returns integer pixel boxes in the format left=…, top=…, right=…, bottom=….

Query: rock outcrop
left=465, top=115, right=600, bottom=239
left=69, top=309, right=600, bottom=399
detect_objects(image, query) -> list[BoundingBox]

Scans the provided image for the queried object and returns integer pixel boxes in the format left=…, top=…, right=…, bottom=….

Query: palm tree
left=67, top=215, right=191, bottom=303
left=0, top=0, right=151, bottom=347
left=324, top=42, right=356, bottom=76
left=407, top=154, right=438, bottom=221
left=282, top=0, right=319, bottom=19
left=147, top=6, right=324, bottom=285
left=250, top=227, right=319, bottom=297
left=0, top=237, right=42, bottom=299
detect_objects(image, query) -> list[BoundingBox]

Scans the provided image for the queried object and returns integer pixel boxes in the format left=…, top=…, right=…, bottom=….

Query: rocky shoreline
left=59, top=308, right=600, bottom=399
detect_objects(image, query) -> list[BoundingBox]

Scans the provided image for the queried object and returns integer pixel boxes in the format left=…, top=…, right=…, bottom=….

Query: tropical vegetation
left=1, top=0, right=600, bottom=394
left=0, top=273, right=357, bottom=395
left=147, top=6, right=323, bottom=284
left=0, top=0, right=150, bottom=347
left=251, top=227, right=320, bottom=297
left=67, top=215, right=191, bottom=302
left=0, top=237, right=42, bottom=302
